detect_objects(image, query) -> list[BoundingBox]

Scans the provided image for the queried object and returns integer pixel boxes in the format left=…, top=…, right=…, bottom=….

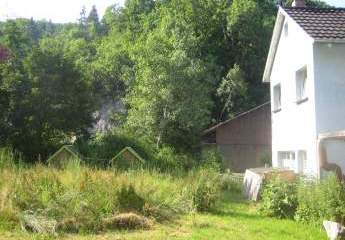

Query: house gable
left=264, top=7, right=345, bottom=82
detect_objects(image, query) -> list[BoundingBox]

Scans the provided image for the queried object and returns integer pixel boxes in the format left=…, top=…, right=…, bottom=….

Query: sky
left=0, top=0, right=344, bottom=23
left=0, top=0, right=125, bottom=23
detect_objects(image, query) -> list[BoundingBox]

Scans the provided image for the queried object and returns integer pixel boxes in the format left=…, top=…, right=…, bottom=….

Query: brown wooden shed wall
left=212, top=103, right=272, bottom=172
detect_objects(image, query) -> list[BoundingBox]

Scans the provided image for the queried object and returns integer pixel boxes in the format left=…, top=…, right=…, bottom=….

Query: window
left=296, top=67, right=307, bottom=103
left=273, top=84, right=281, bottom=112
left=278, top=151, right=295, bottom=170
left=297, top=150, right=307, bottom=174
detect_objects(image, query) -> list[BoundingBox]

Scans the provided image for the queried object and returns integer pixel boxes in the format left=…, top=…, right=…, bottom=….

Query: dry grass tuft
left=101, top=213, right=152, bottom=230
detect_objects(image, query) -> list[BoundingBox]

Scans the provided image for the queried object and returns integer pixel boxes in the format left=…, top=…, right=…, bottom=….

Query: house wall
left=215, top=104, right=271, bottom=172
left=314, top=42, right=345, bottom=173
left=269, top=10, right=318, bottom=175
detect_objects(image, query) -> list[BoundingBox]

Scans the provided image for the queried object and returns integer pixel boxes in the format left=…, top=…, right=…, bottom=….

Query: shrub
left=260, top=176, right=298, bottom=219
left=220, top=170, right=243, bottom=193
left=76, top=130, right=154, bottom=168
left=189, top=168, right=222, bottom=212
left=117, top=185, right=145, bottom=212
left=295, top=175, right=345, bottom=225
left=153, top=146, right=196, bottom=172
left=0, top=148, right=21, bottom=170
left=200, top=148, right=223, bottom=171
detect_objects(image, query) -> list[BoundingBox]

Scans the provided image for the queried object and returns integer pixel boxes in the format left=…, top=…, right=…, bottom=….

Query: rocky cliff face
left=90, top=99, right=126, bottom=134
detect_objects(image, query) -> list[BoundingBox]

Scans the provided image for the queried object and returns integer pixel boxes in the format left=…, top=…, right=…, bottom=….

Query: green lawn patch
left=0, top=192, right=327, bottom=240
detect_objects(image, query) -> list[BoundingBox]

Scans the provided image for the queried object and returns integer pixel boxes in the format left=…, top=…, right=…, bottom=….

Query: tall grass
left=0, top=156, right=222, bottom=234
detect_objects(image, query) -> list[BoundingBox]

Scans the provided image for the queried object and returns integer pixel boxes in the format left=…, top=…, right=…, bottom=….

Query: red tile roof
left=284, top=7, right=345, bottom=40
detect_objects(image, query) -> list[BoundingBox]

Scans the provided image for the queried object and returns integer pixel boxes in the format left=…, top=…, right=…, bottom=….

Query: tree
left=78, top=6, right=88, bottom=39
left=126, top=30, right=214, bottom=149
left=217, top=64, right=248, bottom=121
left=87, top=5, right=102, bottom=37
left=6, top=38, right=96, bottom=161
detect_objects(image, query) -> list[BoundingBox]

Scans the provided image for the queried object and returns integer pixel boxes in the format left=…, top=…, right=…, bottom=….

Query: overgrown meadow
left=0, top=148, right=225, bottom=235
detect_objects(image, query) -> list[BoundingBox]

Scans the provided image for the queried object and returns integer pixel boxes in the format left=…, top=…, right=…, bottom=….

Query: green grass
left=0, top=193, right=327, bottom=240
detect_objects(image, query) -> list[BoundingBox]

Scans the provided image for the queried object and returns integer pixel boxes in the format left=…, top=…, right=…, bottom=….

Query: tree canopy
left=0, top=0, right=329, bottom=161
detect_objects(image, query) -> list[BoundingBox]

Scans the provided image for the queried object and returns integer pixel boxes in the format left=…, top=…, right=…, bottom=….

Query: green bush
left=295, top=175, right=345, bottom=225
left=200, top=148, right=223, bottom=171
left=76, top=130, right=154, bottom=168
left=220, top=171, right=243, bottom=193
left=259, top=176, right=298, bottom=219
left=153, top=146, right=196, bottom=172
left=0, top=148, right=22, bottom=170
left=189, top=168, right=222, bottom=212
left=117, top=185, right=145, bottom=212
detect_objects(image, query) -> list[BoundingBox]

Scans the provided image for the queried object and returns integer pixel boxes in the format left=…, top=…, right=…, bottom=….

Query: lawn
left=0, top=193, right=327, bottom=240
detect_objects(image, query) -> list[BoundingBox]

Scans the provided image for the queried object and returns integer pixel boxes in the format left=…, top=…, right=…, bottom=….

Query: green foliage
left=189, top=168, right=222, bottom=212
left=0, top=0, right=329, bottom=163
left=220, top=171, right=243, bottom=193
left=126, top=29, right=214, bottom=150
left=260, top=176, right=298, bottom=219
left=0, top=148, right=17, bottom=170
left=117, top=185, right=145, bottom=212
left=200, top=148, right=223, bottom=171
left=295, top=175, right=345, bottom=225
left=217, top=64, right=248, bottom=120
left=76, top=130, right=153, bottom=167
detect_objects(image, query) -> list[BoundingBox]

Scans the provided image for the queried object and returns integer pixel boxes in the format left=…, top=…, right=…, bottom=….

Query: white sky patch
left=0, top=0, right=124, bottom=23
left=326, top=0, right=345, bottom=7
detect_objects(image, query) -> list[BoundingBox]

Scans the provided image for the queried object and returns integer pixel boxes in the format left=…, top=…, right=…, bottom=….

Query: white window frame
left=296, top=66, right=308, bottom=104
left=278, top=151, right=295, bottom=170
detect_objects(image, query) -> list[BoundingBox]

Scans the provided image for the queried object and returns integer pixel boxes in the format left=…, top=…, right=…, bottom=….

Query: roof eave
left=263, top=9, right=285, bottom=83
left=314, top=38, right=345, bottom=43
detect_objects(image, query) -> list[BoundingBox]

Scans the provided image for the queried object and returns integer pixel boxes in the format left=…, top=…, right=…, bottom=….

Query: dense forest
left=0, top=0, right=328, bottom=164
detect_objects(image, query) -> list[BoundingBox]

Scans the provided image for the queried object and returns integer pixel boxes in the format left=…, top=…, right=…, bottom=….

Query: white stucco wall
left=269, top=10, right=318, bottom=175
left=314, top=43, right=345, bottom=173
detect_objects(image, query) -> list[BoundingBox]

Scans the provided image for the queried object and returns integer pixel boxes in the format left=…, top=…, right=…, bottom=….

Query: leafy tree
left=217, top=64, right=248, bottom=121
left=126, top=30, right=213, bottom=149
left=4, top=38, right=95, bottom=161
left=87, top=5, right=102, bottom=37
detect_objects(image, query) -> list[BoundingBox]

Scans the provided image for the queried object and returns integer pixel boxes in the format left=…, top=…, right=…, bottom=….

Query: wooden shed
left=202, top=102, right=272, bottom=172
left=111, top=147, right=145, bottom=169
left=47, top=145, right=82, bottom=168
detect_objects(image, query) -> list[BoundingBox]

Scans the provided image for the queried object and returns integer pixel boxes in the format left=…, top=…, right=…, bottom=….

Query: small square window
left=273, top=84, right=281, bottom=112
left=278, top=151, right=295, bottom=170
left=296, top=67, right=307, bottom=103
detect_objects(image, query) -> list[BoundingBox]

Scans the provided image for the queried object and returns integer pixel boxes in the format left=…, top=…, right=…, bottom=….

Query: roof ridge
left=283, top=7, right=345, bottom=10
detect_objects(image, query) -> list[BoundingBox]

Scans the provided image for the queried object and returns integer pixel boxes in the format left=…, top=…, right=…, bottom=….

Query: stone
left=323, top=221, right=345, bottom=240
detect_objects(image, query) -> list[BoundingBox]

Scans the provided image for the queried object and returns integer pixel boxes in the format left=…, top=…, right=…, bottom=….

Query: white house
left=263, top=0, right=345, bottom=178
